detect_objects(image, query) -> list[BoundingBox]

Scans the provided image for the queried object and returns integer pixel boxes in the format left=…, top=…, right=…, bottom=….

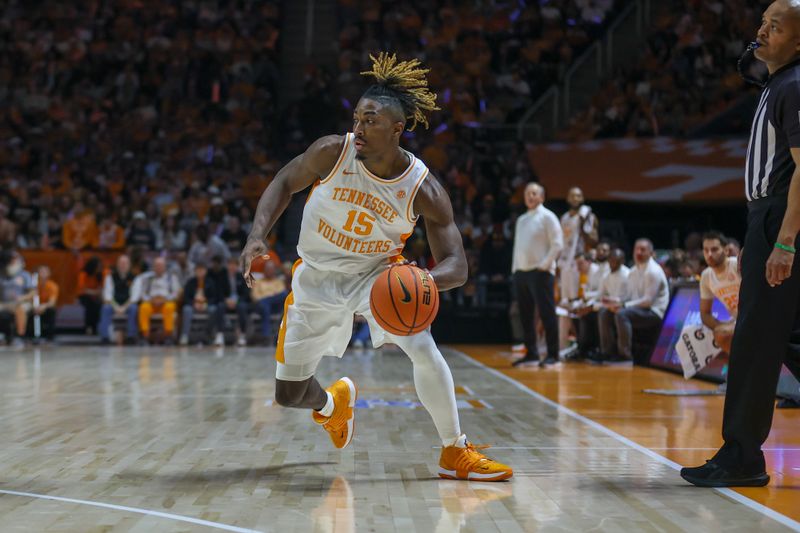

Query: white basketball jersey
left=699, top=257, right=740, bottom=317
left=297, top=133, right=429, bottom=274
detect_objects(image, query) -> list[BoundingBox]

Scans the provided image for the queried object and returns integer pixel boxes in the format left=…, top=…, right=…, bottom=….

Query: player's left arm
left=766, top=147, right=800, bottom=286
left=413, top=173, right=468, bottom=291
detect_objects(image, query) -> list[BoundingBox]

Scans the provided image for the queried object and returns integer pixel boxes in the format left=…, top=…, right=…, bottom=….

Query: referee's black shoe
left=538, top=356, right=560, bottom=367
left=511, top=355, right=539, bottom=367
left=680, top=460, right=769, bottom=487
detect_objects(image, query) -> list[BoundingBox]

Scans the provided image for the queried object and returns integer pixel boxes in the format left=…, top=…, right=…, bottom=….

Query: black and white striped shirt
left=745, top=59, right=800, bottom=201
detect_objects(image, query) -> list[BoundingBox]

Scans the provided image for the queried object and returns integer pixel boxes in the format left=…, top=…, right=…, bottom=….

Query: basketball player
left=699, top=232, right=739, bottom=353
left=682, top=0, right=800, bottom=487
left=240, top=53, right=512, bottom=481
left=558, top=187, right=599, bottom=307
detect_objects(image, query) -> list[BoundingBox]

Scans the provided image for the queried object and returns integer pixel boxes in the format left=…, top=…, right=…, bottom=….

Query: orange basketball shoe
left=439, top=441, right=513, bottom=481
left=312, top=377, right=357, bottom=449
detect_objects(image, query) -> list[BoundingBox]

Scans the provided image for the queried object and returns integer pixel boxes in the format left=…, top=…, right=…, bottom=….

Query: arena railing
left=518, top=0, right=653, bottom=143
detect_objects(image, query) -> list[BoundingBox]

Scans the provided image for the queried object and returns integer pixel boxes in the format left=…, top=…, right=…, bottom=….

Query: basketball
left=249, top=253, right=270, bottom=273
left=369, top=264, right=439, bottom=336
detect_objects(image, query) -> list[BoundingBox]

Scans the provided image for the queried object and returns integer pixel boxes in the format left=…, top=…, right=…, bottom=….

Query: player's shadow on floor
left=115, top=462, right=338, bottom=486
left=115, top=464, right=444, bottom=490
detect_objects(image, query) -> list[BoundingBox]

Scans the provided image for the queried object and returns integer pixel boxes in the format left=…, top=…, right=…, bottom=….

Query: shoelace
left=454, top=443, right=493, bottom=471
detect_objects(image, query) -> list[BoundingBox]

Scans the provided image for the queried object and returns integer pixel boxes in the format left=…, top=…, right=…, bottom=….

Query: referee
left=681, top=0, right=800, bottom=487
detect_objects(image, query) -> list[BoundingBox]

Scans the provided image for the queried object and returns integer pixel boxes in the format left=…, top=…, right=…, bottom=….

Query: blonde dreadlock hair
left=360, top=52, right=440, bottom=131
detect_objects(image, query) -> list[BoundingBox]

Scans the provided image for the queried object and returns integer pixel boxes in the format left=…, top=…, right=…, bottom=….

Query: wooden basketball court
left=0, top=343, right=797, bottom=532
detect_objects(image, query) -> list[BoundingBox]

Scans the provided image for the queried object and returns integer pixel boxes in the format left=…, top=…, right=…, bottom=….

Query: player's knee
left=405, top=343, right=443, bottom=369
left=274, top=381, right=305, bottom=407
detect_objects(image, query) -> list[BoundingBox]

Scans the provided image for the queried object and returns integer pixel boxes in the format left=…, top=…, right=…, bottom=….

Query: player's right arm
left=241, top=135, right=344, bottom=286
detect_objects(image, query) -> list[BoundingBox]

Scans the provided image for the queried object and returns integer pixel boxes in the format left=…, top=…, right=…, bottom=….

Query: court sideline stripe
left=0, top=489, right=264, bottom=533
left=452, top=350, right=800, bottom=532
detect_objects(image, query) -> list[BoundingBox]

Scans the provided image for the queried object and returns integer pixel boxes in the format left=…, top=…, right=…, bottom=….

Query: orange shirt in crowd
left=78, top=271, right=103, bottom=294
left=63, top=212, right=99, bottom=250
left=39, top=279, right=59, bottom=304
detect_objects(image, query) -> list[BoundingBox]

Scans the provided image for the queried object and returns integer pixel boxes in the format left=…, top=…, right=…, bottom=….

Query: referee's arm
left=767, top=147, right=800, bottom=287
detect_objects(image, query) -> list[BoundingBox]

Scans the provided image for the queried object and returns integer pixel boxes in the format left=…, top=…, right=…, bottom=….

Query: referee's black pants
left=513, top=270, right=559, bottom=360
left=721, top=195, right=800, bottom=469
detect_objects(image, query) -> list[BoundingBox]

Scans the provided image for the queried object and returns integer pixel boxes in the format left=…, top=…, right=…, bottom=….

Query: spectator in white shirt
left=598, top=239, right=668, bottom=362
left=511, top=183, right=564, bottom=367
left=568, top=252, right=604, bottom=359
left=593, top=242, right=612, bottom=286
left=131, top=256, right=181, bottom=343
left=596, top=248, right=630, bottom=310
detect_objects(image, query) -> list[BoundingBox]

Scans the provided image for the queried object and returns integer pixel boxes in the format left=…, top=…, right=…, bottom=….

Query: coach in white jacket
left=511, top=183, right=563, bottom=367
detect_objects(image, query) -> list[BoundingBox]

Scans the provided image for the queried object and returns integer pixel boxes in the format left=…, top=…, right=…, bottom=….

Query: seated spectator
left=567, top=252, right=605, bottom=359
left=596, top=248, right=630, bottom=310
left=132, top=256, right=181, bottom=344
left=207, top=255, right=228, bottom=293
left=127, top=211, right=157, bottom=250
left=97, top=216, right=126, bottom=250
left=222, top=257, right=252, bottom=347
left=188, top=224, right=231, bottom=269
left=168, top=250, right=191, bottom=285
left=0, top=251, right=33, bottom=347
left=20, top=266, right=59, bottom=341
left=180, top=262, right=225, bottom=346
left=98, top=255, right=138, bottom=344
left=593, top=242, right=612, bottom=281
left=78, top=256, right=105, bottom=335
left=558, top=251, right=600, bottom=354
left=237, top=261, right=287, bottom=344
left=161, top=215, right=188, bottom=252
left=62, top=202, right=99, bottom=251
left=598, top=239, right=668, bottom=362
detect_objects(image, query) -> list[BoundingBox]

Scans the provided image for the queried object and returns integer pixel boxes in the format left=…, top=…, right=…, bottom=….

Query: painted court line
left=485, top=447, right=800, bottom=451
left=452, top=350, right=800, bottom=532
left=0, top=489, right=263, bottom=533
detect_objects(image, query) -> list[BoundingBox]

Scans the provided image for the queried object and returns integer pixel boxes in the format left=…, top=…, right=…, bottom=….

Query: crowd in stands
left=559, top=0, right=770, bottom=140
left=335, top=0, right=620, bottom=131
left=0, top=246, right=290, bottom=347
left=1, top=0, right=283, bottom=248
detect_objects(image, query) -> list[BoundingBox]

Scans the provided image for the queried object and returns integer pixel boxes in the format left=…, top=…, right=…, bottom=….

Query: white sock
left=446, top=434, right=467, bottom=448
left=392, top=332, right=461, bottom=446
left=317, top=391, right=334, bottom=417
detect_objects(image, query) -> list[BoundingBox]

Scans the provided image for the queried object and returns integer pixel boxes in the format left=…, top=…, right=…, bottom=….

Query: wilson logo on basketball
left=396, top=190, right=406, bottom=199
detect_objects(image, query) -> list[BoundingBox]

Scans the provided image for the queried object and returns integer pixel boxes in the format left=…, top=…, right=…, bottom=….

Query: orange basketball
left=369, top=264, right=439, bottom=336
